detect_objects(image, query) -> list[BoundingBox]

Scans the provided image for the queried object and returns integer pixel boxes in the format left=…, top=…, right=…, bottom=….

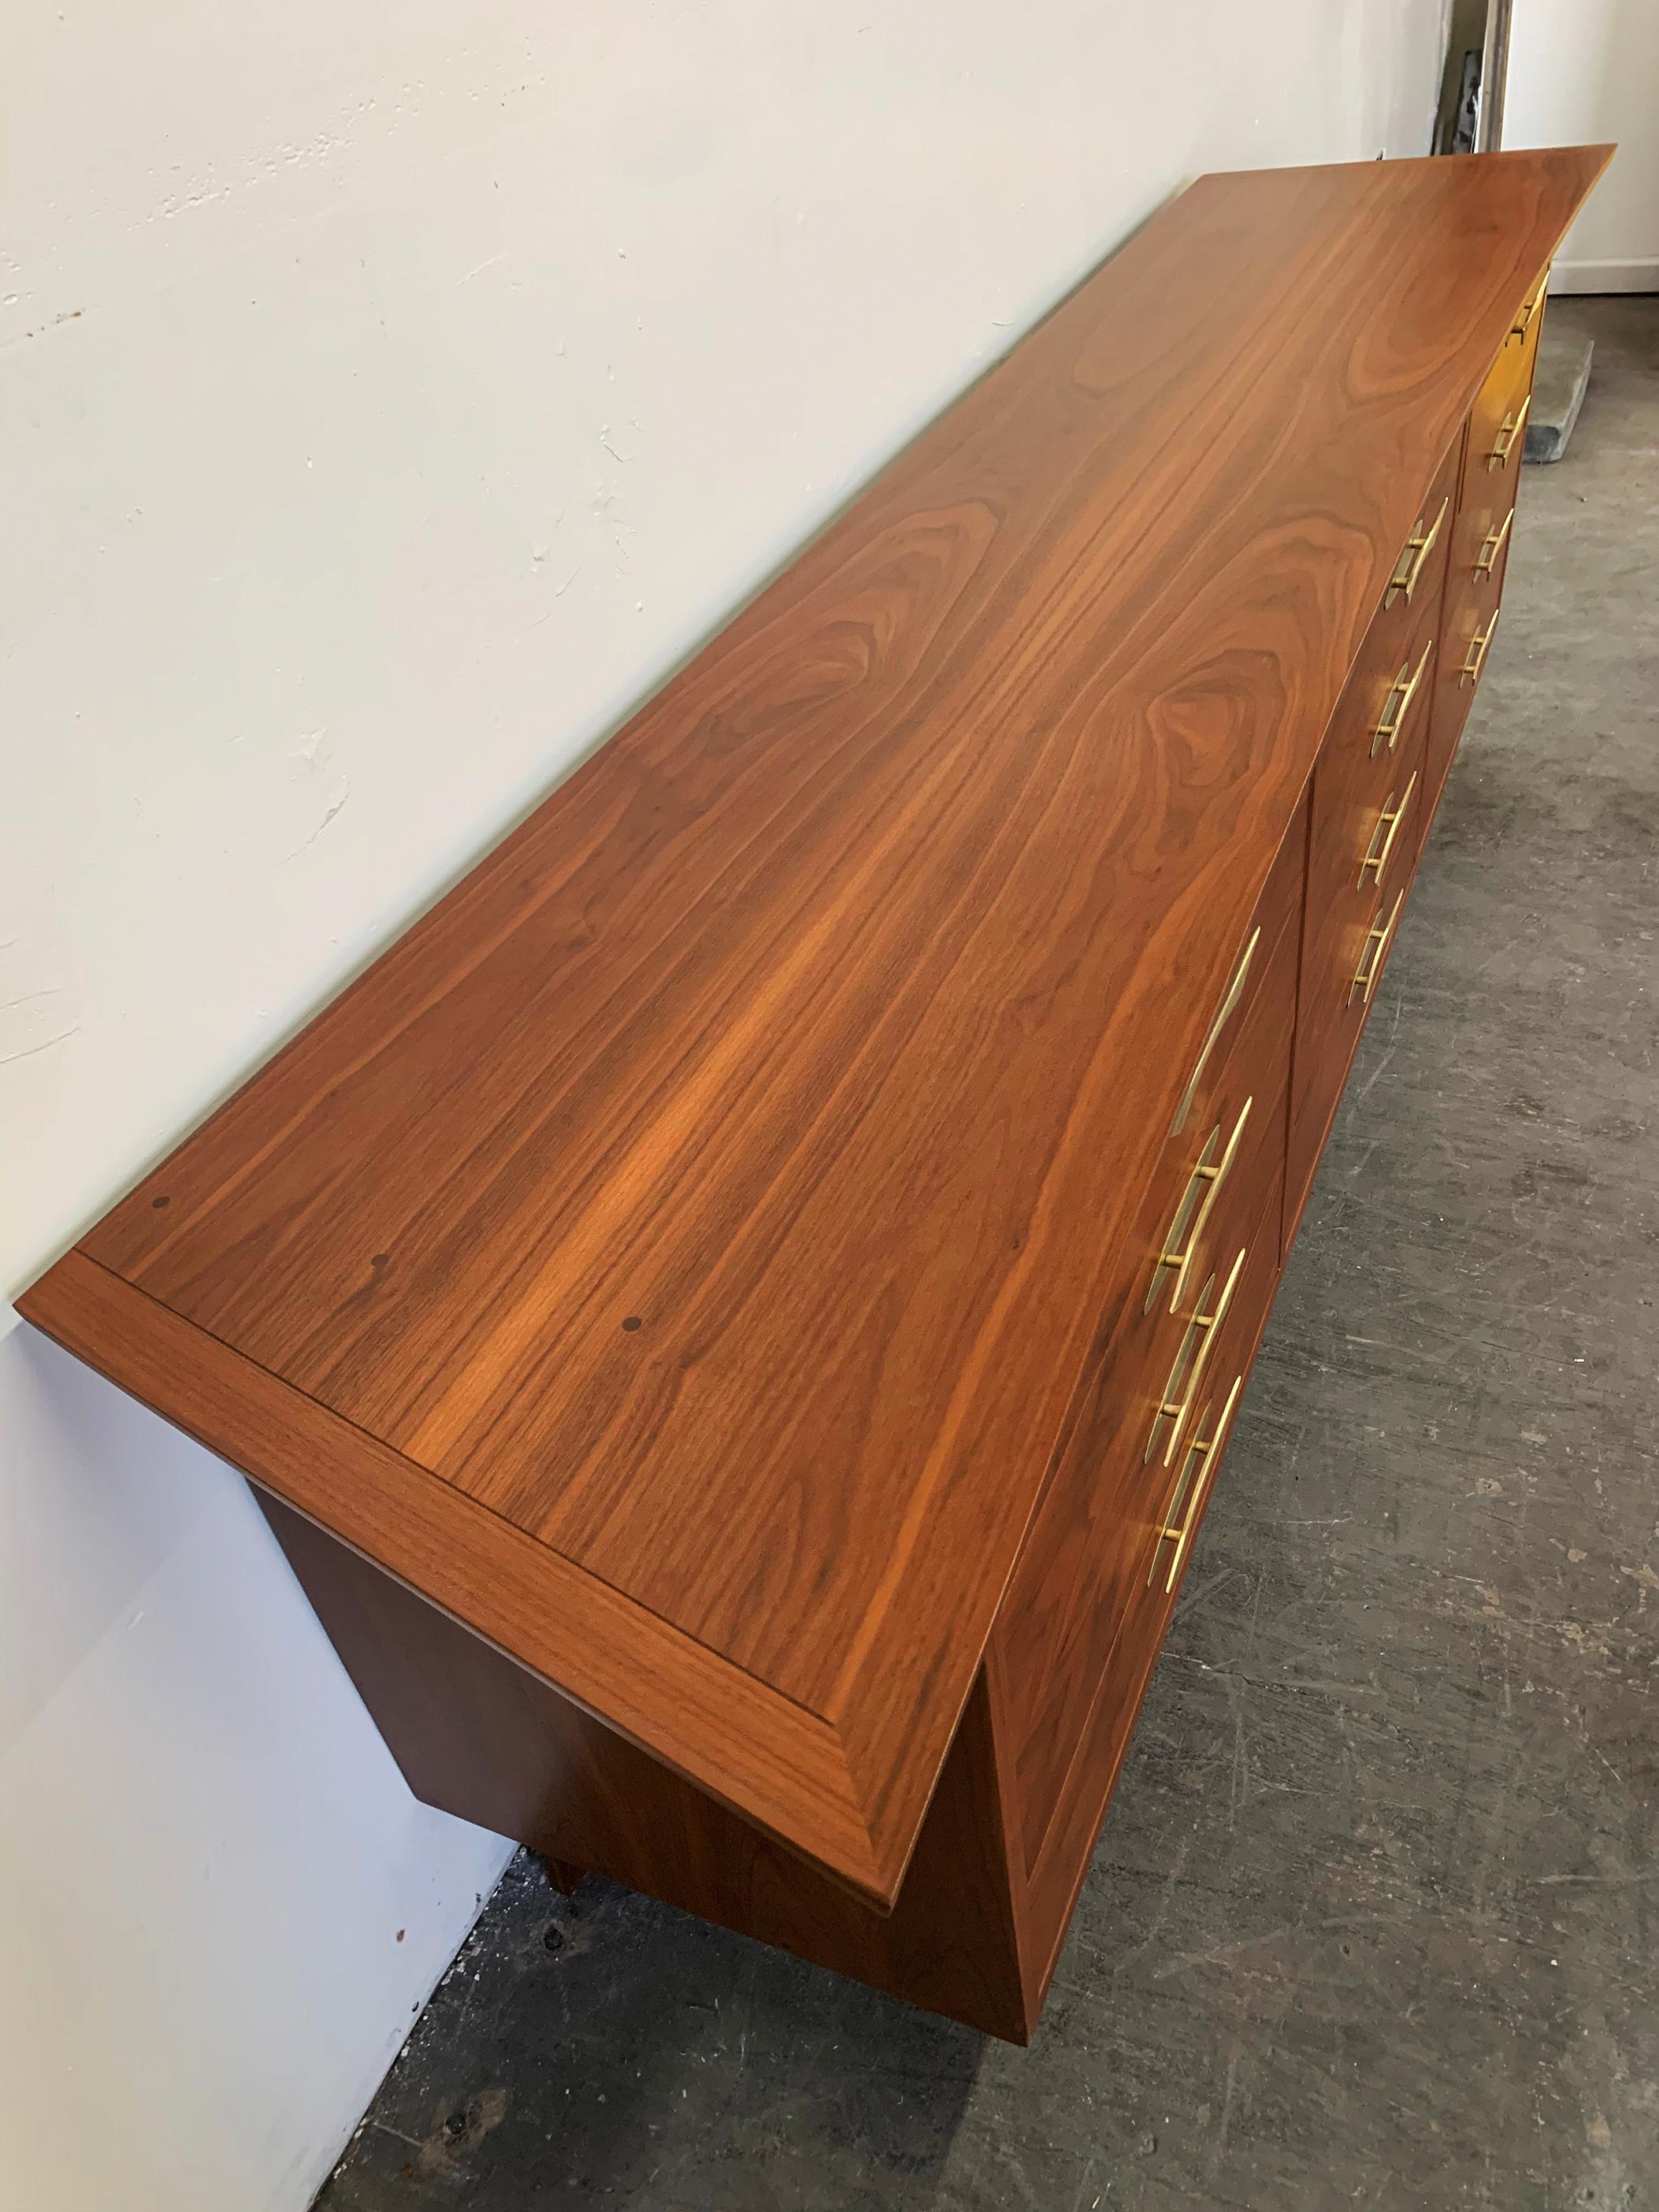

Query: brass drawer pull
left=1349, top=889, right=1405, bottom=1008
left=1459, top=611, right=1500, bottom=688
left=1508, top=279, right=1546, bottom=344
left=1145, top=1245, right=1246, bottom=1468
left=1486, top=395, right=1531, bottom=469
left=1370, top=636, right=1434, bottom=759
left=1474, top=507, right=1514, bottom=581
left=1384, top=497, right=1448, bottom=609
left=1171, top=926, right=1259, bottom=1136
left=1149, top=1372, right=1245, bottom=1594
left=1359, top=770, right=1418, bottom=887
left=1145, top=1096, right=1253, bottom=1314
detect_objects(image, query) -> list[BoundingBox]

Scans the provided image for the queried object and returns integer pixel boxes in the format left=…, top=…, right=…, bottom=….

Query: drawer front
left=1356, top=439, right=1459, bottom=681
left=990, top=795, right=1304, bottom=1837
left=1467, top=274, right=1545, bottom=511
left=1288, top=615, right=1434, bottom=1221
left=1000, top=1106, right=1286, bottom=1880
left=1420, top=305, right=1544, bottom=819
left=1282, top=431, right=1454, bottom=942
left=1164, top=782, right=1307, bottom=1160
left=1015, top=1178, right=1286, bottom=1991
left=1460, top=394, right=1523, bottom=573
left=1423, top=525, right=1510, bottom=818
left=991, top=792, right=1305, bottom=1887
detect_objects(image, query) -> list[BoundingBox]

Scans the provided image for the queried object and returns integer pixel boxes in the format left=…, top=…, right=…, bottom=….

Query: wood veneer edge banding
left=14, top=1249, right=904, bottom=1906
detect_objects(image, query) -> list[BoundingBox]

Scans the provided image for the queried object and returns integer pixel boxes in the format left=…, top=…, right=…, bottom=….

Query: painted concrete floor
left=317, top=297, right=1659, bottom=2212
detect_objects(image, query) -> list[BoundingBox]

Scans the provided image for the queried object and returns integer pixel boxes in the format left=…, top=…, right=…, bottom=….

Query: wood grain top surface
left=20, top=149, right=1609, bottom=1901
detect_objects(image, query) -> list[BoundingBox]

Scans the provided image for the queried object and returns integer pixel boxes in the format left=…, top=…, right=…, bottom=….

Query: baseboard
left=1548, top=258, right=1659, bottom=297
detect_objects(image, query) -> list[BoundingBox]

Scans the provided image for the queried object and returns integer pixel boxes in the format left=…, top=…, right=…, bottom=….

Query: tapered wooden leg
left=536, top=1853, right=587, bottom=1896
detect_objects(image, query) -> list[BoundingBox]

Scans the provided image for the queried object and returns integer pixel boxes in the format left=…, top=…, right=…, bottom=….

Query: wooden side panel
left=256, top=1490, right=1034, bottom=2043
left=15, top=1250, right=889, bottom=1902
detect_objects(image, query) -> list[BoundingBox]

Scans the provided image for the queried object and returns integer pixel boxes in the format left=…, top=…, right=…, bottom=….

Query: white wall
left=1507, top=0, right=1659, bottom=290
left=1, top=6, right=1446, bottom=2206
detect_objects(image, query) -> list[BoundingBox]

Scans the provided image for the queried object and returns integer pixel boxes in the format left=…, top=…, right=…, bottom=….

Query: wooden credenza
left=20, top=148, right=1608, bottom=2044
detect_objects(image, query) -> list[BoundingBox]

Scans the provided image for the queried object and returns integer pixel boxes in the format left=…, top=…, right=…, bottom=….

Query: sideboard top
left=22, top=147, right=1609, bottom=1902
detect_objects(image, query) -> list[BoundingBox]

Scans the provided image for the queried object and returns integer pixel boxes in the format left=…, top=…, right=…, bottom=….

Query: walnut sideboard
left=20, top=147, right=1609, bottom=2043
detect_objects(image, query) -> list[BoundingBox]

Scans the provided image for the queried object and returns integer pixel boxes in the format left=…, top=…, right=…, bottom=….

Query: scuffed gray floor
left=317, top=297, right=1658, bottom=2212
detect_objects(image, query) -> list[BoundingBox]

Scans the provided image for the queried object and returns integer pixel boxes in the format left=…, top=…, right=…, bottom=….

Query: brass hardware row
left=1145, top=1097, right=1253, bottom=1316
left=1460, top=611, right=1500, bottom=688
left=1474, top=507, right=1514, bottom=581
left=1508, top=278, right=1546, bottom=346
left=1384, top=498, right=1448, bottom=609
left=1171, top=926, right=1259, bottom=1137
left=1149, top=1372, right=1245, bottom=1594
left=1349, top=889, right=1405, bottom=1008
left=1145, top=1245, right=1245, bottom=1468
left=1360, top=770, right=1418, bottom=888
left=1370, top=636, right=1434, bottom=758
left=1487, top=395, right=1531, bottom=469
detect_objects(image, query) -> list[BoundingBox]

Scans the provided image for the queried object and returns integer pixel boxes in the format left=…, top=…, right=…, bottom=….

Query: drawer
left=1013, top=1178, right=1286, bottom=1987
left=989, top=799, right=1305, bottom=1854
left=998, top=1102, right=1286, bottom=1880
left=1119, top=1181, right=1283, bottom=1669
left=1287, top=624, right=1432, bottom=1223
left=1309, top=589, right=1434, bottom=908
left=1356, top=437, right=1459, bottom=677
left=1423, top=538, right=1508, bottom=820
left=1467, top=274, right=1545, bottom=512
left=1290, top=435, right=1453, bottom=907
left=1165, top=782, right=1307, bottom=1159
left=1419, top=320, right=1543, bottom=818
left=1509, top=265, right=1549, bottom=356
